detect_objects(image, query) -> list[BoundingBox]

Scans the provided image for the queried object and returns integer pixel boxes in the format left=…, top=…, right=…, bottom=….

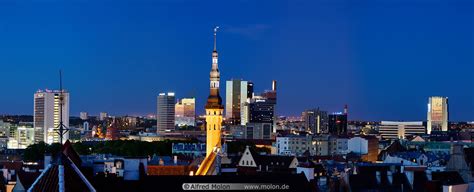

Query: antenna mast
left=56, top=70, right=69, bottom=145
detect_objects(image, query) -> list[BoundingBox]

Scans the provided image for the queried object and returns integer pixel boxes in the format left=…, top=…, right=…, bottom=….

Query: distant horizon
left=0, top=1, right=472, bottom=121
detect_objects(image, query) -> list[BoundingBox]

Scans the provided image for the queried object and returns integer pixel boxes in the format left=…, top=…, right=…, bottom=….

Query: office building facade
left=226, top=80, right=253, bottom=125
left=328, top=112, right=347, bottom=135
left=175, top=98, right=196, bottom=127
left=302, top=108, right=328, bottom=134
left=157, top=92, right=176, bottom=132
left=34, top=90, right=69, bottom=144
left=427, top=96, right=448, bottom=134
left=379, top=121, right=426, bottom=139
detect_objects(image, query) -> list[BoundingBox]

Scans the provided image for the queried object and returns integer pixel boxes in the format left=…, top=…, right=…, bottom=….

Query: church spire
left=206, top=26, right=223, bottom=109
left=214, top=26, right=219, bottom=51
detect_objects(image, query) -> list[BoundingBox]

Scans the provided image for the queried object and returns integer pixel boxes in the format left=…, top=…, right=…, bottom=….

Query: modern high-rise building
left=248, top=96, right=275, bottom=124
left=99, top=112, right=108, bottom=121
left=328, top=112, right=347, bottom=135
left=34, top=89, right=69, bottom=144
left=175, top=98, right=196, bottom=127
left=225, top=80, right=253, bottom=125
left=379, top=121, right=426, bottom=139
left=241, top=81, right=278, bottom=133
left=80, top=112, right=88, bottom=120
left=302, top=108, right=328, bottom=134
left=204, top=27, right=224, bottom=157
left=240, top=82, right=254, bottom=126
left=157, top=92, right=176, bottom=132
left=427, top=96, right=448, bottom=134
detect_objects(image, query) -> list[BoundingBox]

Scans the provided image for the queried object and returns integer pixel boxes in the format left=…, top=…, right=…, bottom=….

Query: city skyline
left=0, top=1, right=472, bottom=121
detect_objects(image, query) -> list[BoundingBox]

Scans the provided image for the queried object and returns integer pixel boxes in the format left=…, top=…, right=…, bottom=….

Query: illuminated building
left=427, top=96, right=448, bottom=134
left=157, top=92, right=176, bottom=132
left=34, top=89, right=69, bottom=144
left=328, top=106, right=348, bottom=135
left=205, top=27, right=224, bottom=157
left=106, top=121, right=120, bottom=140
left=348, top=136, right=378, bottom=162
left=7, top=125, right=35, bottom=149
left=225, top=80, right=252, bottom=125
left=80, top=112, right=88, bottom=120
left=175, top=98, right=196, bottom=127
left=99, top=112, right=108, bottom=121
left=244, top=122, right=272, bottom=140
left=302, top=108, right=328, bottom=134
left=379, top=121, right=425, bottom=139
left=248, top=97, right=275, bottom=124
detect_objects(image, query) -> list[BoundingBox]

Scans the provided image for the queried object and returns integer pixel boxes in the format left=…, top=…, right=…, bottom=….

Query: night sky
left=0, top=0, right=472, bottom=121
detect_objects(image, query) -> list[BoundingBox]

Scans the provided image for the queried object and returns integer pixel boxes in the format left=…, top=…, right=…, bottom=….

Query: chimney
left=174, top=156, right=178, bottom=165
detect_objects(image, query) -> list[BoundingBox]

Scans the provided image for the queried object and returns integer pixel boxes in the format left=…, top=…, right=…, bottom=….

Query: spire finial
left=214, top=26, right=219, bottom=51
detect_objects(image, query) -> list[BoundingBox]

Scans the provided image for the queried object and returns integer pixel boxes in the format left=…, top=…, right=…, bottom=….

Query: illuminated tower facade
left=205, top=27, right=224, bottom=157
left=34, top=90, right=69, bottom=144
left=427, top=96, right=448, bottom=134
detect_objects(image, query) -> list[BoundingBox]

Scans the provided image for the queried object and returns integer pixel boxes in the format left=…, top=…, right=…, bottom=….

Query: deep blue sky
left=0, top=0, right=472, bottom=121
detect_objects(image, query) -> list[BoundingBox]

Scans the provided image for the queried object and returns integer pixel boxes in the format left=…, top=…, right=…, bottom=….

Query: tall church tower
left=205, top=27, right=224, bottom=157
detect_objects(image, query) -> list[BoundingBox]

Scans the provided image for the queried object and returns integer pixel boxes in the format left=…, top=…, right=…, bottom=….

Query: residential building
left=237, top=146, right=298, bottom=175
left=328, top=136, right=349, bottom=155
left=276, top=135, right=312, bottom=156
left=348, top=136, right=378, bottom=162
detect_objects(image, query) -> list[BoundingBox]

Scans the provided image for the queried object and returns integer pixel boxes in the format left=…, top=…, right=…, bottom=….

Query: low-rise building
left=379, top=121, right=425, bottom=140
left=237, top=146, right=298, bottom=175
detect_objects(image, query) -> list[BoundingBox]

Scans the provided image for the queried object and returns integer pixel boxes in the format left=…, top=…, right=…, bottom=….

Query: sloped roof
left=378, top=140, right=407, bottom=160
left=464, top=148, right=474, bottom=174
left=17, top=171, right=41, bottom=190
left=28, top=140, right=95, bottom=192
left=61, top=140, right=82, bottom=166
left=29, top=156, right=92, bottom=192
left=253, top=155, right=296, bottom=168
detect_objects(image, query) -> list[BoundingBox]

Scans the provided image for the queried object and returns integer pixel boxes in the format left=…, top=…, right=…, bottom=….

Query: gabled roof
left=378, top=140, right=407, bottom=160
left=28, top=140, right=96, bottom=192
left=16, top=171, right=40, bottom=190
left=61, top=140, right=82, bottom=167
left=238, top=146, right=298, bottom=169
left=29, top=155, right=93, bottom=192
